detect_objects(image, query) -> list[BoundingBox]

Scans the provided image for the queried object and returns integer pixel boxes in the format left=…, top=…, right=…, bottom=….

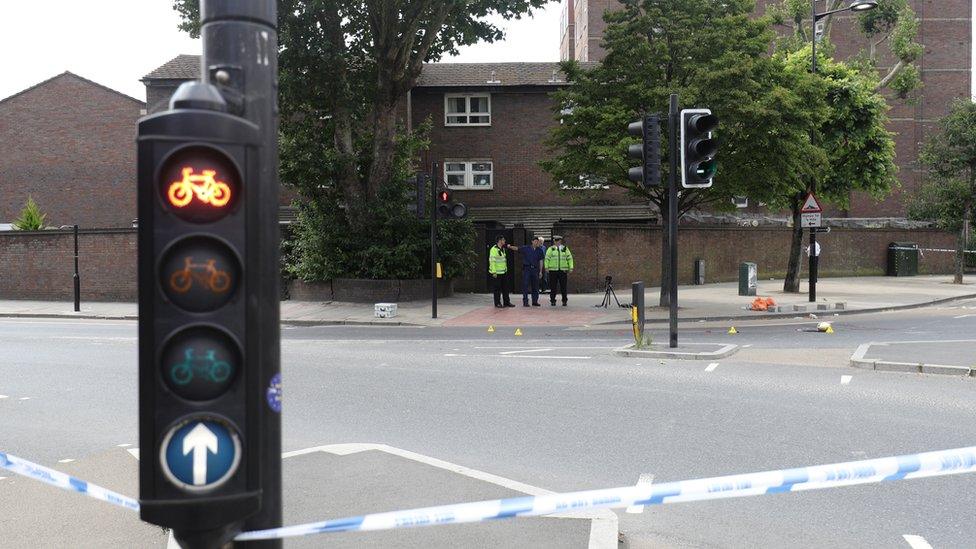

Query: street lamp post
left=808, top=1, right=877, bottom=302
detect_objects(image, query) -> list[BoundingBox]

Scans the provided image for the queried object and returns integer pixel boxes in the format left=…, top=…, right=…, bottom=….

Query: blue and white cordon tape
left=3, top=446, right=976, bottom=541
left=0, top=451, right=140, bottom=512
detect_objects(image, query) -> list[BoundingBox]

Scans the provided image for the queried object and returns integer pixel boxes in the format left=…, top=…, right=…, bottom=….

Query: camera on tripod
left=595, top=274, right=629, bottom=309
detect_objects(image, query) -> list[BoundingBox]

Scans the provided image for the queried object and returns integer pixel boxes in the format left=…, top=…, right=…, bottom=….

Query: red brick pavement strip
left=443, top=306, right=606, bottom=327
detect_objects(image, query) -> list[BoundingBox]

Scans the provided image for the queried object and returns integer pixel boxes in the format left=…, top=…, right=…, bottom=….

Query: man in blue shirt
left=514, top=237, right=545, bottom=307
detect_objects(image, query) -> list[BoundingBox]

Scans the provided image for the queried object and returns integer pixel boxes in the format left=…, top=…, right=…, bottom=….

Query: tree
left=542, top=0, right=826, bottom=304
left=909, top=100, right=976, bottom=284
left=174, top=0, right=548, bottom=280
left=12, top=197, right=47, bottom=231
left=175, top=0, right=548, bottom=203
left=777, top=47, right=897, bottom=292
left=769, top=0, right=923, bottom=100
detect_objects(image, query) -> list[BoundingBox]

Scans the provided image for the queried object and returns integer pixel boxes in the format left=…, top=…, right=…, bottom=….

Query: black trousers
left=491, top=274, right=511, bottom=306
left=550, top=271, right=568, bottom=304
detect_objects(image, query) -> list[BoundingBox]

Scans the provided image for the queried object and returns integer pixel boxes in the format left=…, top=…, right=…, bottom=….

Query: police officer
left=544, top=235, right=574, bottom=306
left=488, top=235, right=515, bottom=308
left=514, top=237, right=544, bottom=307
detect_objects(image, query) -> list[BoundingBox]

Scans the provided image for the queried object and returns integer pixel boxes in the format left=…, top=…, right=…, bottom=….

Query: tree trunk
left=955, top=198, right=972, bottom=284
left=784, top=194, right=804, bottom=293
left=659, top=196, right=670, bottom=307
left=365, top=99, right=399, bottom=200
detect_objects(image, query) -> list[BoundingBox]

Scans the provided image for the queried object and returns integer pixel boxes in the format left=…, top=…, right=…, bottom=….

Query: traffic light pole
left=200, top=1, right=282, bottom=546
left=809, top=0, right=819, bottom=304
left=431, top=162, right=439, bottom=319
left=668, top=94, right=679, bottom=348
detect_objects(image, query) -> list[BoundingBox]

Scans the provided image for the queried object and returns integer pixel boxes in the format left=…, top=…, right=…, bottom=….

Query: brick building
left=0, top=72, right=145, bottom=229
left=560, top=0, right=974, bottom=217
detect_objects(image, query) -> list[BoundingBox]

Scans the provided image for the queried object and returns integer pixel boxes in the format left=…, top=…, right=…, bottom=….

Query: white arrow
left=183, top=423, right=219, bottom=486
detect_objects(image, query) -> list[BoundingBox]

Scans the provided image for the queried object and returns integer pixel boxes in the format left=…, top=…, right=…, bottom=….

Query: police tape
left=890, top=246, right=976, bottom=254
left=0, top=451, right=140, bottom=512
left=2, top=445, right=975, bottom=542
left=234, top=445, right=976, bottom=541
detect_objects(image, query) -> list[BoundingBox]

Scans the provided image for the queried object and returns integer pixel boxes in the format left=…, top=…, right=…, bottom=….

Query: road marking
left=127, top=448, right=140, bottom=460
left=841, top=376, right=853, bottom=385
left=501, top=355, right=592, bottom=360
left=705, top=363, right=719, bottom=372
left=625, top=474, right=655, bottom=514
left=281, top=443, right=617, bottom=548
left=58, top=459, right=75, bottom=463
left=954, top=314, right=975, bottom=319
left=18, top=397, right=30, bottom=401
left=473, top=346, right=615, bottom=350
left=742, top=344, right=753, bottom=348
left=902, top=535, right=933, bottom=549
left=0, top=476, right=7, bottom=481
left=0, top=395, right=8, bottom=400
left=117, top=443, right=132, bottom=448
left=443, top=353, right=466, bottom=357
left=499, top=348, right=554, bottom=355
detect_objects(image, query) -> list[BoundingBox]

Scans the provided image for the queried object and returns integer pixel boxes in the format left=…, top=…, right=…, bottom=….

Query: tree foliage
left=768, top=0, right=923, bottom=101
left=12, top=197, right=47, bottom=231
left=909, top=100, right=976, bottom=282
left=173, top=0, right=547, bottom=280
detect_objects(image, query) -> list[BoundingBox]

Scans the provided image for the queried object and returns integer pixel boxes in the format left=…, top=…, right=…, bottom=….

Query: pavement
left=1, top=275, right=974, bottom=328
left=2, top=303, right=976, bottom=547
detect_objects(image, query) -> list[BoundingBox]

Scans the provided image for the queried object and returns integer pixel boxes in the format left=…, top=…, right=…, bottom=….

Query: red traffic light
left=438, top=190, right=450, bottom=203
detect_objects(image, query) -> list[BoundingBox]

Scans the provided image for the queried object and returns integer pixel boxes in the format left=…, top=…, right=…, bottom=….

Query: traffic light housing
left=436, top=188, right=468, bottom=220
left=627, top=114, right=661, bottom=188
left=680, top=109, right=718, bottom=188
left=137, top=82, right=264, bottom=542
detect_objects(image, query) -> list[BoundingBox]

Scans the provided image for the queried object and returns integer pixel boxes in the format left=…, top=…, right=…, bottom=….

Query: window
left=444, top=161, right=493, bottom=190
left=445, top=94, right=491, bottom=126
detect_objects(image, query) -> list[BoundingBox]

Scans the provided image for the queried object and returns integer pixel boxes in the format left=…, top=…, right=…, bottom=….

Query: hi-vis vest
left=488, top=246, right=508, bottom=275
left=545, top=246, right=574, bottom=271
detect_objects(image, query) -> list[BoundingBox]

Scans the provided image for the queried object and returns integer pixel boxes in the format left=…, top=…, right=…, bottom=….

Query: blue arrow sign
left=161, top=418, right=240, bottom=491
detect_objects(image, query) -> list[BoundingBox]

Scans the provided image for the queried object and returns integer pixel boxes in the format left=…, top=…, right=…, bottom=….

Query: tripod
left=595, top=276, right=629, bottom=308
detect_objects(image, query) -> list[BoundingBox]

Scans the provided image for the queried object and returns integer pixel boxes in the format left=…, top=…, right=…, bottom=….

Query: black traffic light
left=436, top=188, right=468, bottom=219
left=137, top=81, right=264, bottom=544
left=627, top=114, right=661, bottom=188
left=680, top=109, right=718, bottom=188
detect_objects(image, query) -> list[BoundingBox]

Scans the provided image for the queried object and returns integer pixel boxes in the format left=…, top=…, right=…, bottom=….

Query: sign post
left=800, top=193, right=824, bottom=302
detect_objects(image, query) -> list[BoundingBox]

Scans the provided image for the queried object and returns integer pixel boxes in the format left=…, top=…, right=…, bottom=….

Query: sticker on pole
left=800, top=193, right=823, bottom=213
left=160, top=417, right=241, bottom=492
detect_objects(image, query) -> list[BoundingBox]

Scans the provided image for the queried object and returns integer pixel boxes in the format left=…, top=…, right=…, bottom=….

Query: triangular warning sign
left=800, top=193, right=823, bottom=213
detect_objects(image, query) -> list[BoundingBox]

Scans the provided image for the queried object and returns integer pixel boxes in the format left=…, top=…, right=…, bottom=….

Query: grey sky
left=0, top=1, right=561, bottom=103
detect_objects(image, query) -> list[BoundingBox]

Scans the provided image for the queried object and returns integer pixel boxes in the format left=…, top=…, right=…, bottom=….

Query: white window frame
left=444, top=160, right=493, bottom=190
left=444, top=94, right=491, bottom=127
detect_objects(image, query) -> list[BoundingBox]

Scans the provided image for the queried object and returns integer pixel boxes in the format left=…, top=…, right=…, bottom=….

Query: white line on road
left=841, top=376, right=853, bottom=385
left=705, top=363, right=719, bottom=372
left=953, top=314, right=975, bottom=319
left=742, top=344, right=753, bottom=348
left=0, top=395, right=7, bottom=400
left=501, top=355, right=592, bottom=360
left=902, top=535, right=933, bottom=549
left=0, top=476, right=7, bottom=481
left=117, top=443, right=132, bottom=448
left=499, top=348, right=554, bottom=355
left=18, top=397, right=30, bottom=401
left=57, top=459, right=74, bottom=463
left=443, top=353, right=466, bottom=357
left=473, top=346, right=615, bottom=350
left=625, top=474, right=655, bottom=514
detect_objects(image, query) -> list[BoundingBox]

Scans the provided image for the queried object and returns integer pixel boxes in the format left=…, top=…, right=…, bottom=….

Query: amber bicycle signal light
left=159, top=147, right=240, bottom=223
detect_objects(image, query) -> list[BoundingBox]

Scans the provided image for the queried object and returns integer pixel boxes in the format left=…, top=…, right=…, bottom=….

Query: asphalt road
left=1, top=299, right=975, bottom=547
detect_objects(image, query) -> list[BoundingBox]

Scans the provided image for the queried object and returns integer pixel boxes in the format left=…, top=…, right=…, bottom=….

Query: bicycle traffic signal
left=680, top=109, right=718, bottom=188
left=436, top=188, right=468, bottom=220
left=137, top=81, right=265, bottom=543
left=627, top=114, right=661, bottom=188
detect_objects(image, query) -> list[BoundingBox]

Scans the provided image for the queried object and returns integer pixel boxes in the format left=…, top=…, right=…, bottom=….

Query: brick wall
left=547, top=223, right=957, bottom=293
left=0, top=229, right=136, bottom=301
left=0, top=73, right=144, bottom=229
left=412, top=88, right=637, bottom=208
